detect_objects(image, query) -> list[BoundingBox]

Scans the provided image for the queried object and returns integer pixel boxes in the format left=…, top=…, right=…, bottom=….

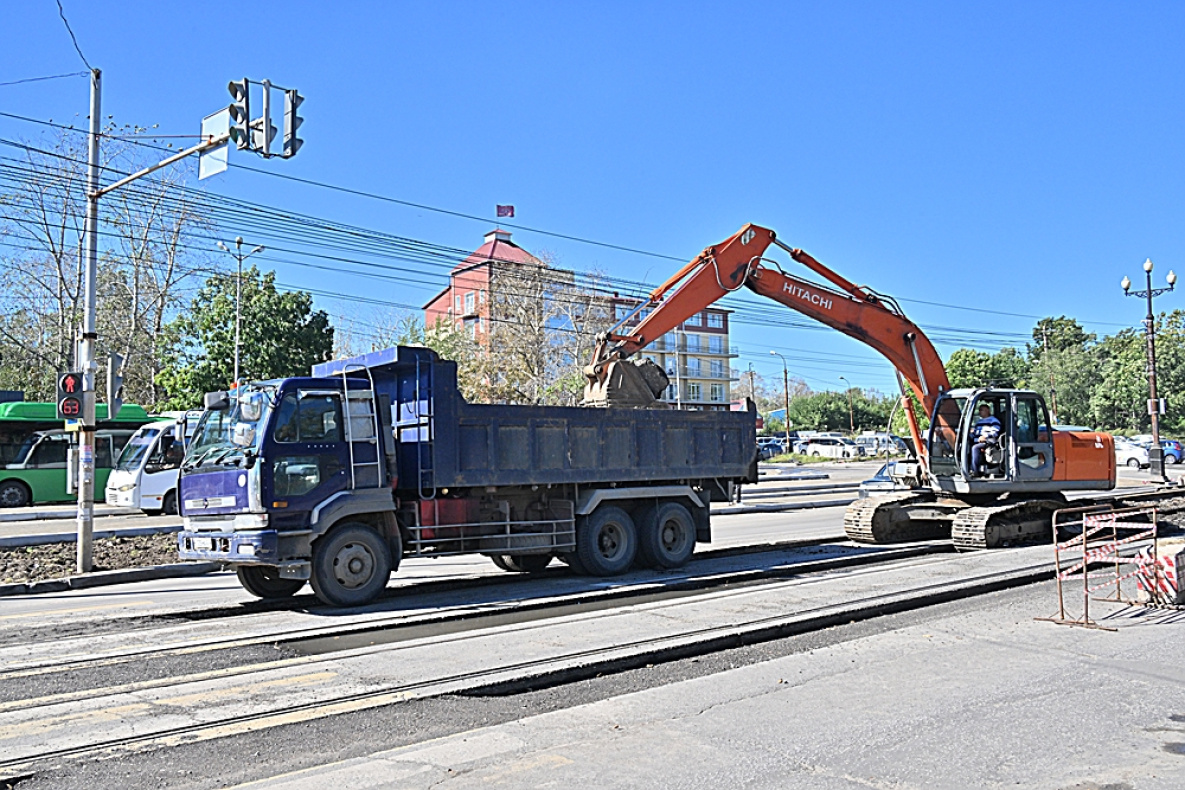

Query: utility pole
left=747, top=363, right=755, bottom=401
left=217, top=237, right=265, bottom=391
left=1042, top=325, right=1059, bottom=425
left=69, top=74, right=301, bottom=573
left=771, top=351, right=790, bottom=452
left=839, top=376, right=855, bottom=435
left=76, top=68, right=101, bottom=573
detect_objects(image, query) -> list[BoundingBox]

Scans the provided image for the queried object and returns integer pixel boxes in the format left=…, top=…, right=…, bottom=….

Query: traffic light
left=106, top=353, right=125, bottom=420
left=227, top=79, right=251, bottom=150
left=252, top=115, right=277, bottom=154
left=56, top=371, right=83, bottom=420
left=283, top=89, right=303, bottom=158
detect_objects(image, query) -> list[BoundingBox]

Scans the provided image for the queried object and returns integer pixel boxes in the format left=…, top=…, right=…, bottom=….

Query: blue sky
left=3, top=1, right=1184, bottom=395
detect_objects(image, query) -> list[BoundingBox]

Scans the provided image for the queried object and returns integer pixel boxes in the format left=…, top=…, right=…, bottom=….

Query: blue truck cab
left=178, top=346, right=757, bottom=607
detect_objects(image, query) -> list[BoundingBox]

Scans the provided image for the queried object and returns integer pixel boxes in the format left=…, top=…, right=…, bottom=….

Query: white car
left=804, top=436, right=864, bottom=459
left=1115, top=440, right=1150, bottom=469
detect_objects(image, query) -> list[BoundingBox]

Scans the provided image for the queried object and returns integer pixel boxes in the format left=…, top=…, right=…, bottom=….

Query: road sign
left=199, top=109, right=230, bottom=180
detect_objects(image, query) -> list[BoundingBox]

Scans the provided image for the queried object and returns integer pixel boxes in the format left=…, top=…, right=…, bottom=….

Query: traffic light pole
left=77, top=68, right=102, bottom=573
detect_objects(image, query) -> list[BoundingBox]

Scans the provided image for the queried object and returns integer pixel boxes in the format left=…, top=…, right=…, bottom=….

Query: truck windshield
left=184, top=388, right=274, bottom=469
left=116, top=428, right=161, bottom=471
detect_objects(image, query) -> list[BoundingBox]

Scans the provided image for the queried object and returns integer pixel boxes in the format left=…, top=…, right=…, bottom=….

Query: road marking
left=0, top=600, right=153, bottom=620
left=156, top=671, right=338, bottom=707
left=0, top=703, right=152, bottom=741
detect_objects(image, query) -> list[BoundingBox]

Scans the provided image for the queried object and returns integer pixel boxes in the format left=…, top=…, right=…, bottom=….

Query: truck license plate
left=192, top=537, right=213, bottom=551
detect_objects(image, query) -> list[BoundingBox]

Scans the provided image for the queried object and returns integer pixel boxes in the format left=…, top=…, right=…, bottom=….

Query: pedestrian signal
left=57, top=371, right=84, bottom=420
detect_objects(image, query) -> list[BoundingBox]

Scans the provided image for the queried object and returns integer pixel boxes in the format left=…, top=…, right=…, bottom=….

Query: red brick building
left=423, top=229, right=542, bottom=341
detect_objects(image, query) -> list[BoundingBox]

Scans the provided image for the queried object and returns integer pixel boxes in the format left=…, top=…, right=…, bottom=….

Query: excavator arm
left=584, top=223, right=951, bottom=462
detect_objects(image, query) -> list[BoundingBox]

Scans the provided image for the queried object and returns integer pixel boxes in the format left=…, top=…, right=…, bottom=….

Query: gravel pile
left=0, top=533, right=180, bottom=585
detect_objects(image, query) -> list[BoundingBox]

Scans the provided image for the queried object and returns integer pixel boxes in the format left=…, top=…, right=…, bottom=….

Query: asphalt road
left=13, top=575, right=1185, bottom=789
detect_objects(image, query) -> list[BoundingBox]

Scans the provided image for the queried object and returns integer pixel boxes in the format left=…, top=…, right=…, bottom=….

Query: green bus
left=0, top=402, right=153, bottom=508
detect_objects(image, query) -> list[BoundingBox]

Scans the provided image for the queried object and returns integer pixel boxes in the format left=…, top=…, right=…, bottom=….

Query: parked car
left=859, top=461, right=905, bottom=498
left=1162, top=439, right=1183, bottom=464
left=1115, top=440, right=1150, bottom=469
left=804, top=436, right=864, bottom=459
left=855, top=434, right=907, bottom=456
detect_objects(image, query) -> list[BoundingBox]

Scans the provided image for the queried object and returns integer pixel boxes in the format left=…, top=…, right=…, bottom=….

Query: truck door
left=265, top=390, right=349, bottom=527
left=1012, top=394, right=1054, bottom=483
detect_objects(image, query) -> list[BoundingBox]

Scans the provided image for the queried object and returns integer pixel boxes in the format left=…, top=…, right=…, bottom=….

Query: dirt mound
left=0, top=533, right=180, bottom=585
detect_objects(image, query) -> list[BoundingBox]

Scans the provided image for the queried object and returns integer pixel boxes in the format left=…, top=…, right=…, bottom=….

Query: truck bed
left=314, top=347, right=757, bottom=492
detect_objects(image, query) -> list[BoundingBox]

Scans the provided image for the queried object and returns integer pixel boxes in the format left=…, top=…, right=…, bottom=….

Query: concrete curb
left=0, top=561, right=222, bottom=597
left=713, top=497, right=856, bottom=515
left=0, top=506, right=141, bottom=523
left=461, top=562, right=1055, bottom=698
left=0, top=524, right=183, bottom=549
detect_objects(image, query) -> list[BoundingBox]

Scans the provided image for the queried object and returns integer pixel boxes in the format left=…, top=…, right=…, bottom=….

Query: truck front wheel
left=636, top=502, right=696, bottom=570
left=575, top=506, right=637, bottom=576
left=236, top=565, right=306, bottom=599
left=310, top=523, right=392, bottom=606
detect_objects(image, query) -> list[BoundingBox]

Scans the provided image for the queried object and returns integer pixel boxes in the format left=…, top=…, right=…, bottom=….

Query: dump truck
left=176, top=346, right=757, bottom=606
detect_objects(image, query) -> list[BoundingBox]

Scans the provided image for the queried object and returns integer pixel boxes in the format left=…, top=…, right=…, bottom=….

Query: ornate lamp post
left=1122, top=258, right=1176, bottom=480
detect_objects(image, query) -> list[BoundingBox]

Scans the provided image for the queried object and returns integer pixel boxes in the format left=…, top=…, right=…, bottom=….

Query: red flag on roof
left=496, top=204, right=515, bottom=218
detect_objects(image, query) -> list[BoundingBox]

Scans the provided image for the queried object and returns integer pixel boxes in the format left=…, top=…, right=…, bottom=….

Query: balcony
left=664, top=365, right=736, bottom=382
left=650, top=337, right=739, bottom=356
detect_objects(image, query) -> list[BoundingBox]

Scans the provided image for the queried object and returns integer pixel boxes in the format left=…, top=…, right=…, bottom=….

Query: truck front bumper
left=177, top=529, right=280, bottom=564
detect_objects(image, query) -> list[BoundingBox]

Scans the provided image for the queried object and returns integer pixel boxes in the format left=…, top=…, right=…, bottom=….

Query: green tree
left=787, top=390, right=893, bottom=433
left=155, top=267, right=333, bottom=409
left=945, top=348, right=1029, bottom=389
left=1027, top=317, right=1098, bottom=426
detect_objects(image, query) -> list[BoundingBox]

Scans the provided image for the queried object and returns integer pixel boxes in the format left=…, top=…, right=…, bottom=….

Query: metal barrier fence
left=1038, top=504, right=1160, bottom=631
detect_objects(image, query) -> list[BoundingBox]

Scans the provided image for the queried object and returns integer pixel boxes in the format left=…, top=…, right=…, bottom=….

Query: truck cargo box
left=314, top=347, right=757, bottom=492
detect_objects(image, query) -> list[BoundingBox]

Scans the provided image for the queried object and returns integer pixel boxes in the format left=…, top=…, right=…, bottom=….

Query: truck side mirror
left=204, top=391, right=230, bottom=410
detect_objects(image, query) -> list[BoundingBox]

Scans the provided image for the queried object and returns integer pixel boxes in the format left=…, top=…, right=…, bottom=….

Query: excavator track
left=950, top=498, right=1066, bottom=550
left=843, top=490, right=954, bottom=544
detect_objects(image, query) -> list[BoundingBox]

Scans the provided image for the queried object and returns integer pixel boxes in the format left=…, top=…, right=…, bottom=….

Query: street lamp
left=1122, top=257, right=1176, bottom=480
left=839, top=376, right=855, bottom=435
left=217, top=237, right=266, bottom=392
left=770, top=351, right=791, bottom=453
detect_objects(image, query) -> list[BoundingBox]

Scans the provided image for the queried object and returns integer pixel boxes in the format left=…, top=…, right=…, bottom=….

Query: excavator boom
left=584, top=223, right=950, bottom=460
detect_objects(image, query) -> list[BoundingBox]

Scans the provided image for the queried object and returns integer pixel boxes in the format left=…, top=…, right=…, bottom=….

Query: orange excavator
left=584, top=224, right=1116, bottom=549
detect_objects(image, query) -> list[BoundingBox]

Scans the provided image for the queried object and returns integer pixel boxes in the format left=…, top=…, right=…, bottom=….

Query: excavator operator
left=970, top=404, right=1003, bottom=476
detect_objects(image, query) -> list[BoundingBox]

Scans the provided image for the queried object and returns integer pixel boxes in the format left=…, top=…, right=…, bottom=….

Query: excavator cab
left=926, top=389, right=1055, bottom=493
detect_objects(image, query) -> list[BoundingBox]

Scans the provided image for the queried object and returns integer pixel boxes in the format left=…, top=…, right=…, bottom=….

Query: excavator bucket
left=583, top=358, right=670, bottom=408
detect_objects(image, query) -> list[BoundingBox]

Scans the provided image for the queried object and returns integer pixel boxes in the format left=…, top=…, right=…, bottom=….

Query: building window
left=464, top=291, right=475, bottom=314
left=684, top=336, right=700, bottom=353
left=616, top=304, right=631, bottom=320
left=686, top=358, right=701, bottom=376
left=687, top=382, right=701, bottom=401
left=710, top=383, right=724, bottom=402
left=708, top=335, right=723, bottom=354
left=708, top=312, right=724, bottom=329
left=666, top=384, right=678, bottom=400
left=480, top=289, right=487, bottom=304
left=454, top=294, right=462, bottom=312
left=710, top=360, right=724, bottom=377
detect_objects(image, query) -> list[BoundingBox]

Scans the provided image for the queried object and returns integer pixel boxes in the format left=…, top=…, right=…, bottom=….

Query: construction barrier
left=1136, top=537, right=1185, bottom=605
left=1039, top=504, right=1160, bottom=631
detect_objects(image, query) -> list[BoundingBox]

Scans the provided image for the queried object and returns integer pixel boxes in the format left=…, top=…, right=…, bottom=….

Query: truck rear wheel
left=310, top=523, right=392, bottom=607
left=636, top=502, right=695, bottom=569
left=236, top=565, right=306, bottom=599
left=575, top=506, right=637, bottom=576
